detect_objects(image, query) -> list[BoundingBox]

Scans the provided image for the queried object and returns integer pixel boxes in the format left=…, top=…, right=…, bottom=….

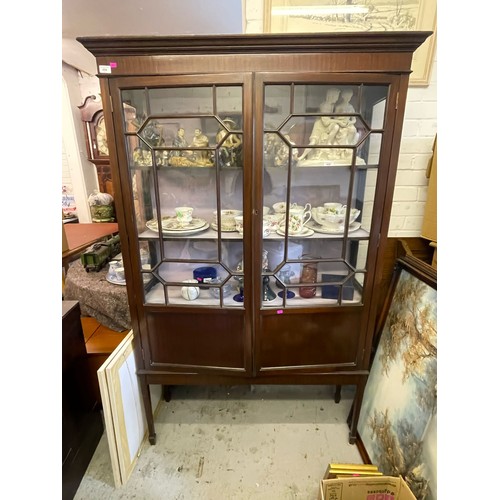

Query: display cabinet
left=78, top=32, right=430, bottom=444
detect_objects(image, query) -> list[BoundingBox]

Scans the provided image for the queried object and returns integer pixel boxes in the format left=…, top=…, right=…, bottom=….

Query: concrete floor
left=74, top=384, right=363, bottom=500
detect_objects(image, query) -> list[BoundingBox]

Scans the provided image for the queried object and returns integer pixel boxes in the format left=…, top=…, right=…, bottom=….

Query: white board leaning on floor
left=98, top=330, right=162, bottom=488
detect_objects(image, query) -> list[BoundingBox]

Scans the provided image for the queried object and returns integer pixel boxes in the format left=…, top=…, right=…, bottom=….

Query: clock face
left=96, top=116, right=109, bottom=156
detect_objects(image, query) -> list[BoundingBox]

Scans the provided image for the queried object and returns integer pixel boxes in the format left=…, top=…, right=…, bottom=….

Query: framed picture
left=98, top=331, right=162, bottom=487
left=357, top=255, right=437, bottom=499
left=263, top=0, right=436, bottom=86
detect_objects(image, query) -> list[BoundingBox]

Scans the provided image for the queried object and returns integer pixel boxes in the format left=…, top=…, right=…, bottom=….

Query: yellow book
left=328, top=463, right=379, bottom=471
left=330, top=470, right=384, bottom=476
left=324, top=464, right=381, bottom=479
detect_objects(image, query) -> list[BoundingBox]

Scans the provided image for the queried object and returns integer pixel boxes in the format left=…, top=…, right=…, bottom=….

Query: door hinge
left=395, top=92, right=399, bottom=110
left=141, top=348, right=145, bottom=361
left=109, top=98, right=114, bottom=113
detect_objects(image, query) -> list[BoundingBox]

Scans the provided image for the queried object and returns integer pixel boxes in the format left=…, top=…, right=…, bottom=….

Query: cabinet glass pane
left=149, top=87, right=213, bottom=115
left=261, top=82, right=387, bottom=309
left=120, top=83, right=245, bottom=308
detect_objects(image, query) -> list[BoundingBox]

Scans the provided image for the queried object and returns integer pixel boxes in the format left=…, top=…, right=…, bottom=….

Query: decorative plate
left=106, top=273, right=127, bottom=286
left=306, top=221, right=362, bottom=234
left=276, top=227, right=314, bottom=237
left=146, top=216, right=207, bottom=233
left=162, top=222, right=210, bottom=236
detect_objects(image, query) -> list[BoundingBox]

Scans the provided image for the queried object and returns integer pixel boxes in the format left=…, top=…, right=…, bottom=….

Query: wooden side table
left=62, top=222, right=119, bottom=272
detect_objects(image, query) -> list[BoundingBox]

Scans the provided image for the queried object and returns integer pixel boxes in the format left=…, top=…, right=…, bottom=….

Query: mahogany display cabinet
left=78, top=32, right=430, bottom=444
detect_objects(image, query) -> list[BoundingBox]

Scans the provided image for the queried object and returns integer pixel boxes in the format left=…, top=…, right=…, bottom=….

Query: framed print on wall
left=357, top=255, right=437, bottom=499
left=263, top=0, right=436, bottom=86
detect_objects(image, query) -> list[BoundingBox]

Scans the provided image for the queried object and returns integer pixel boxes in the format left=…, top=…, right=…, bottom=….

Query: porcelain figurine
left=298, top=88, right=364, bottom=166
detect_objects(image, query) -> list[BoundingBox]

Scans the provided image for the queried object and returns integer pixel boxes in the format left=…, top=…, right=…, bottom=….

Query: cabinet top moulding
left=77, top=31, right=432, bottom=57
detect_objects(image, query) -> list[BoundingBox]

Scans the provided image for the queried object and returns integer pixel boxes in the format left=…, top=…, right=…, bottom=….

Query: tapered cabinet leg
left=334, top=385, right=342, bottom=403
left=348, top=380, right=367, bottom=444
left=163, top=385, right=172, bottom=402
left=139, top=376, right=156, bottom=445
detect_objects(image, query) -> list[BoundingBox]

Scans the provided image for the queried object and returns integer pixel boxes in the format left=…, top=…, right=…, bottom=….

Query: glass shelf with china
left=120, top=84, right=247, bottom=308
left=260, top=82, right=388, bottom=308
left=118, top=80, right=387, bottom=309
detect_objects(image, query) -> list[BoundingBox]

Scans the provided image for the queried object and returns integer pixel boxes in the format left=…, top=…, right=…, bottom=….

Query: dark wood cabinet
left=78, top=32, right=430, bottom=445
left=62, top=301, right=103, bottom=500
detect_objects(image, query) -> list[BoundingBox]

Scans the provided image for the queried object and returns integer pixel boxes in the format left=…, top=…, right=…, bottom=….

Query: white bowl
left=312, top=206, right=360, bottom=227
left=212, top=209, right=243, bottom=231
left=272, top=202, right=304, bottom=214
left=323, top=202, right=344, bottom=212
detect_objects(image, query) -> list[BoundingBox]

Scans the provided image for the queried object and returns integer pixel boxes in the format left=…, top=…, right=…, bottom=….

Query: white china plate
left=276, top=227, right=314, bottom=237
left=106, top=273, right=126, bottom=286
left=146, top=216, right=207, bottom=232
left=306, top=221, right=361, bottom=234
left=163, top=222, right=210, bottom=236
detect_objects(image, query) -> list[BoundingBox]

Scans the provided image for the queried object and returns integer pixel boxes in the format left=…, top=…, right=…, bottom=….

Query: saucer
left=306, top=221, right=361, bottom=234
left=106, top=273, right=126, bottom=286
left=276, top=227, right=314, bottom=237
left=146, top=216, right=207, bottom=233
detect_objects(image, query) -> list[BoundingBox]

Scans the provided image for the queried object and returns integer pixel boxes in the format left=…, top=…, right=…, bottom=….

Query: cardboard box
left=421, top=137, right=437, bottom=243
left=318, top=475, right=416, bottom=500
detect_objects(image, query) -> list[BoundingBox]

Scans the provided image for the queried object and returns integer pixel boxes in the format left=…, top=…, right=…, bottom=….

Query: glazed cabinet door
left=253, top=73, right=400, bottom=374
left=108, top=74, right=253, bottom=375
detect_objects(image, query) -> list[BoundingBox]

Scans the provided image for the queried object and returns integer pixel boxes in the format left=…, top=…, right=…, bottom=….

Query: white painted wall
left=390, top=56, right=437, bottom=237
left=62, top=62, right=99, bottom=222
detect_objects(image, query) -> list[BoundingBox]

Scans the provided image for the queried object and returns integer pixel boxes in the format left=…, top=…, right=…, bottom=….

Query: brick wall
left=390, top=56, right=437, bottom=237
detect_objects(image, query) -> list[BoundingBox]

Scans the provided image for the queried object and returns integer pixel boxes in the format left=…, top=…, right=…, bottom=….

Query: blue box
left=193, top=266, right=217, bottom=289
left=320, top=274, right=355, bottom=300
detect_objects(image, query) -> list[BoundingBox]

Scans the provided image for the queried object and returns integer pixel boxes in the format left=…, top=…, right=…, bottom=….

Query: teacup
left=115, top=266, right=126, bottom=281
left=108, top=260, right=121, bottom=277
left=264, top=214, right=284, bottom=232
left=175, top=206, right=193, bottom=226
left=272, top=201, right=307, bottom=214
left=280, top=204, right=311, bottom=234
left=212, top=209, right=242, bottom=231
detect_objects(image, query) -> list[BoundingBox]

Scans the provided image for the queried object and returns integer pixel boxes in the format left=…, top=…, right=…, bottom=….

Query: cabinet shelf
left=130, top=165, right=242, bottom=172
left=138, top=227, right=369, bottom=240
left=144, top=280, right=362, bottom=307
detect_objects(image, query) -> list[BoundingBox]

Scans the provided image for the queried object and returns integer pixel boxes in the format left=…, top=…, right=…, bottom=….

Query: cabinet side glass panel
left=261, top=83, right=387, bottom=308
left=120, top=84, right=245, bottom=307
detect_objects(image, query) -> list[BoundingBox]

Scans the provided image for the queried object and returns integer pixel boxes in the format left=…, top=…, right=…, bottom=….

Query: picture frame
left=263, top=0, right=436, bottom=86
left=356, top=255, right=437, bottom=499
left=98, top=331, right=162, bottom=487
